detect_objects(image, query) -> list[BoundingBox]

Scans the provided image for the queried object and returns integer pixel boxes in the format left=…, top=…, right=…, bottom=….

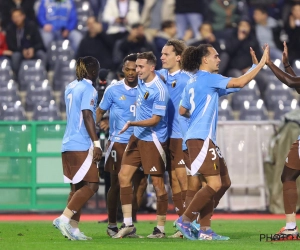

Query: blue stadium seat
left=53, top=59, right=76, bottom=91
left=0, top=101, right=26, bottom=121
left=273, top=99, right=299, bottom=120
left=239, top=99, right=269, bottom=121
left=32, top=100, right=61, bottom=121
left=25, top=85, right=54, bottom=111
left=219, top=98, right=234, bottom=121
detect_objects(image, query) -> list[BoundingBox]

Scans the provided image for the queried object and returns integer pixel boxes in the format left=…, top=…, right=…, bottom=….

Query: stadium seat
left=76, top=1, right=91, bottom=34
left=0, top=79, right=17, bottom=92
left=264, top=83, right=295, bottom=111
left=32, top=100, right=61, bottom=121
left=18, top=60, right=47, bottom=91
left=0, top=88, right=21, bottom=104
left=219, top=98, right=234, bottom=121
left=47, top=40, right=75, bottom=70
left=273, top=99, right=299, bottom=120
left=239, top=99, right=269, bottom=121
left=0, top=101, right=26, bottom=121
left=25, top=85, right=54, bottom=111
left=59, top=93, right=66, bottom=112
left=53, top=59, right=76, bottom=91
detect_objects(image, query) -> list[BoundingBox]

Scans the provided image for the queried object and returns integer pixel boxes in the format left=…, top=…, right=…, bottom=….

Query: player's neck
left=124, top=79, right=137, bottom=88
left=143, top=72, right=156, bottom=83
left=168, top=65, right=181, bottom=74
left=199, top=66, right=213, bottom=73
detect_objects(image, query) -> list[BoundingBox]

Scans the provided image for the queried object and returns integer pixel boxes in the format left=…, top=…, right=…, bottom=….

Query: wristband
left=93, top=140, right=101, bottom=148
left=284, top=64, right=291, bottom=69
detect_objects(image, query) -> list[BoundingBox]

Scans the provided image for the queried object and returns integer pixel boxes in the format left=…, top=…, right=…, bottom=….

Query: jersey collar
left=83, top=78, right=93, bottom=85
left=144, top=75, right=158, bottom=87
left=168, top=70, right=180, bottom=76
left=123, top=79, right=138, bottom=90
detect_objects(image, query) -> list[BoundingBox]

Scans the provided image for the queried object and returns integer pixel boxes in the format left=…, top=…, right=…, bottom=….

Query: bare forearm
left=227, top=62, right=264, bottom=88
left=268, top=62, right=300, bottom=88
left=96, top=108, right=106, bottom=125
left=83, top=111, right=98, bottom=141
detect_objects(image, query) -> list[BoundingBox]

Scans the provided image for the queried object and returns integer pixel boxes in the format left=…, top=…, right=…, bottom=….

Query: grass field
left=0, top=220, right=299, bottom=250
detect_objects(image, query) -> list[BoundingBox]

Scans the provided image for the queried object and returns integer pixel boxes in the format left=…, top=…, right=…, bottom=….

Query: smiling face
left=136, top=58, right=155, bottom=82
left=160, top=45, right=180, bottom=71
left=123, top=60, right=137, bottom=85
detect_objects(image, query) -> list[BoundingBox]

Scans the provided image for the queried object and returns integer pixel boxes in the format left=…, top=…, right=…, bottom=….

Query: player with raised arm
left=96, top=54, right=147, bottom=238
left=174, top=44, right=268, bottom=240
left=265, top=42, right=300, bottom=239
left=53, top=56, right=102, bottom=240
left=113, top=52, right=169, bottom=239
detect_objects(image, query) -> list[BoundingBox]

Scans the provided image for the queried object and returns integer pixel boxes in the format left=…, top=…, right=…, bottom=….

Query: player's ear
left=176, top=55, right=181, bottom=63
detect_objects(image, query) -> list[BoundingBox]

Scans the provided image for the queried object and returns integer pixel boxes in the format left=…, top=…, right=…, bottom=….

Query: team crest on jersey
left=171, top=81, right=176, bottom=88
left=144, top=91, right=149, bottom=99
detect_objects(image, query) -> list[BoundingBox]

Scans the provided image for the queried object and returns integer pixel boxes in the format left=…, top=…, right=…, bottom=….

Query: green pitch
left=0, top=220, right=298, bottom=250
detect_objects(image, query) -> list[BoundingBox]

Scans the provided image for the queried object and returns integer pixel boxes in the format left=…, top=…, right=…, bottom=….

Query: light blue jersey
left=99, top=79, right=137, bottom=143
left=181, top=71, right=231, bottom=145
left=156, top=69, right=193, bottom=138
left=134, top=75, right=169, bottom=142
left=62, top=78, right=98, bottom=152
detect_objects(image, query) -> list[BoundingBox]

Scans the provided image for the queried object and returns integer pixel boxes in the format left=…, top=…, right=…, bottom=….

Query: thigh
left=62, top=150, right=99, bottom=183
left=139, top=139, right=168, bottom=175
left=187, top=139, right=220, bottom=177
left=183, top=149, right=192, bottom=176
left=105, top=141, right=127, bottom=174
left=285, top=141, right=300, bottom=171
left=216, top=147, right=229, bottom=177
left=169, top=138, right=185, bottom=170
left=121, top=135, right=142, bottom=168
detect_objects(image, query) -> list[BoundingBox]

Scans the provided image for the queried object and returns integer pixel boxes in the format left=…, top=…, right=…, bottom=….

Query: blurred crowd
left=1, top=0, right=300, bottom=121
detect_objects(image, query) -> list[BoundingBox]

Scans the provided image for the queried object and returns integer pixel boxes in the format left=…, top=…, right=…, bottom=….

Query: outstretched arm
left=226, top=45, right=269, bottom=89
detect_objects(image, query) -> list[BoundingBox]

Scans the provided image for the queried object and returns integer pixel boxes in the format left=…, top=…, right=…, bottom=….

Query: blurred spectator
left=0, top=0, right=36, bottom=31
left=188, top=22, right=229, bottom=75
left=76, top=17, right=113, bottom=70
left=6, top=8, right=46, bottom=75
left=153, top=20, right=177, bottom=68
left=112, top=23, right=155, bottom=69
left=0, top=24, right=13, bottom=59
left=247, top=0, right=285, bottom=20
left=208, top=0, right=249, bottom=39
left=37, top=0, right=83, bottom=51
left=225, top=18, right=269, bottom=95
left=174, top=0, right=206, bottom=39
left=141, top=0, right=175, bottom=30
left=89, top=0, right=106, bottom=17
left=102, top=0, right=140, bottom=45
left=285, top=3, right=300, bottom=64
left=253, top=6, right=283, bottom=60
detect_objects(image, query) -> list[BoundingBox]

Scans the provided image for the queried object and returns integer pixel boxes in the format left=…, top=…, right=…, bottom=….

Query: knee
left=221, top=175, right=231, bottom=190
left=118, top=170, right=130, bottom=186
left=152, top=178, right=166, bottom=194
left=89, top=182, right=99, bottom=193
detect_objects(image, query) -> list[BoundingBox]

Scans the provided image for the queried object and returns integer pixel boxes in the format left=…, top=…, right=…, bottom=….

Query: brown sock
left=67, top=185, right=95, bottom=213
left=107, top=187, right=119, bottom=224
left=184, top=185, right=216, bottom=221
left=172, top=192, right=184, bottom=216
left=199, top=198, right=214, bottom=229
left=214, top=175, right=231, bottom=209
left=157, top=194, right=168, bottom=215
left=185, top=190, right=197, bottom=208
left=283, top=181, right=298, bottom=214
left=181, top=190, right=187, bottom=212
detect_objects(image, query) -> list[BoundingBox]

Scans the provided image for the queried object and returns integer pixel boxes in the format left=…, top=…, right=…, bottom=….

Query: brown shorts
left=285, top=140, right=300, bottom=170
left=104, top=141, right=127, bottom=174
left=167, top=138, right=186, bottom=171
left=183, top=149, right=192, bottom=175
left=121, top=135, right=167, bottom=175
left=187, top=139, right=220, bottom=176
left=62, top=149, right=99, bottom=184
left=216, top=146, right=229, bottom=177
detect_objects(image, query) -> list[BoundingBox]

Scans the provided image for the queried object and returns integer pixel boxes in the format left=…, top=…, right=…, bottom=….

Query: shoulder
left=179, top=70, right=194, bottom=80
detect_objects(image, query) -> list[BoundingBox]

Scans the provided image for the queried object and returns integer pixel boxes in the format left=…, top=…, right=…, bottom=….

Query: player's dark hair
left=137, top=51, right=157, bottom=66
left=165, top=39, right=186, bottom=56
left=76, top=56, right=99, bottom=81
left=123, top=53, right=137, bottom=63
left=181, top=44, right=213, bottom=72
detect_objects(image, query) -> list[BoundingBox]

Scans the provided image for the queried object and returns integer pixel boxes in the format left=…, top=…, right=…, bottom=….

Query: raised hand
left=261, top=44, right=270, bottom=65
left=282, top=41, right=289, bottom=66
left=250, top=47, right=258, bottom=65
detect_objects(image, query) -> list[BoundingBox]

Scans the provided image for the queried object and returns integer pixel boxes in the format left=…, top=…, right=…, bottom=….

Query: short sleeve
left=99, top=86, right=113, bottom=111
left=81, top=87, right=97, bottom=111
left=210, top=74, right=231, bottom=90
left=152, top=88, right=168, bottom=117
left=180, top=86, right=191, bottom=110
